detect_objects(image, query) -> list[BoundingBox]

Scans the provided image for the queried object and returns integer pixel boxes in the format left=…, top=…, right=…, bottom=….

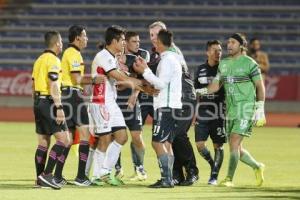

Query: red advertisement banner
left=265, top=75, right=300, bottom=101
left=0, top=71, right=32, bottom=96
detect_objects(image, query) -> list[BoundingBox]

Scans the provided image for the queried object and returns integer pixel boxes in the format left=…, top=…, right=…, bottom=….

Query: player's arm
left=31, top=79, right=35, bottom=98
left=195, top=73, right=222, bottom=96
left=48, top=72, right=65, bottom=124
left=108, top=69, right=143, bottom=91
left=255, top=78, right=265, bottom=102
left=127, top=89, right=140, bottom=110
left=251, top=63, right=266, bottom=127
left=71, top=72, right=106, bottom=85
left=133, top=56, right=168, bottom=90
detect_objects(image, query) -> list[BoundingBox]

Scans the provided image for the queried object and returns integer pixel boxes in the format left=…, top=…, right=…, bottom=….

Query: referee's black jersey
left=194, top=61, right=225, bottom=112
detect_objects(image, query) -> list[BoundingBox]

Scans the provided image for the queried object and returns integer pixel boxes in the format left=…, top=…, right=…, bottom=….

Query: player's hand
left=133, top=56, right=148, bottom=74
left=141, top=80, right=160, bottom=96
left=127, top=93, right=138, bottom=110
left=254, top=101, right=266, bottom=127
left=195, top=88, right=208, bottom=96
left=56, top=109, right=65, bottom=125
left=117, top=54, right=129, bottom=72
left=94, top=74, right=106, bottom=84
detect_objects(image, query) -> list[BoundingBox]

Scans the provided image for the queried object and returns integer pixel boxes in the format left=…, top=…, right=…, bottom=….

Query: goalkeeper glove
left=254, top=101, right=266, bottom=127
left=195, top=88, right=208, bottom=96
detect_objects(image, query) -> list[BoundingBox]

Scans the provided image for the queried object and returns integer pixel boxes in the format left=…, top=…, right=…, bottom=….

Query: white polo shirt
left=142, top=50, right=182, bottom=110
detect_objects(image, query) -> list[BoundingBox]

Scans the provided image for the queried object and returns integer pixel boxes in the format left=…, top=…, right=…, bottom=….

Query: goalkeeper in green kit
left=196, top=33, right=266, bottom=187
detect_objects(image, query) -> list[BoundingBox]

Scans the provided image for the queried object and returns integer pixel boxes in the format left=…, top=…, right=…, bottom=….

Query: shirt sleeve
left=102, top=56, right=117, bottom=74
left=249, top=61, right=262, bottom=82
left=142, top=57, right=173, bottom=90
left=69, top=53, right=84, bottom=73
left=145, top=50, right=150, bottom=63
left=48, top=57, right=60, bottom=74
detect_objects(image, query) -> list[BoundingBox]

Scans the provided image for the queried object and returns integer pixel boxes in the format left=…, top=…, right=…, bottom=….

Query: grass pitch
left=0, top=122, right=300, bottom=200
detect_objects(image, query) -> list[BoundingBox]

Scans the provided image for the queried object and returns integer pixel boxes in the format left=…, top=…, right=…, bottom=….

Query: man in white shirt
left=147, top=21, right=199, bottom=186
left=134, top=29, right=182, bottom=188
left=89, top=25, right=142, bottom=186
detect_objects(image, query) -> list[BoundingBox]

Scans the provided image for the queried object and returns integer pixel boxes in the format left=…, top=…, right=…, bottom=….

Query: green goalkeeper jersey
left=214, top=55, right=262, bottom=119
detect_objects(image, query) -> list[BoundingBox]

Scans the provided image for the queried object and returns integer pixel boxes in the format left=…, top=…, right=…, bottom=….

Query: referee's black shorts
left=61, top=87, right=89, bottom=130
left=34, top=96, right=67, bottom=135
left=152, top=107, right=180, bottom=143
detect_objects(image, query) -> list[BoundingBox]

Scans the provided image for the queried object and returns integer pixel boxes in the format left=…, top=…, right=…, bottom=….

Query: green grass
left=1, top=122, right=300, bottom=200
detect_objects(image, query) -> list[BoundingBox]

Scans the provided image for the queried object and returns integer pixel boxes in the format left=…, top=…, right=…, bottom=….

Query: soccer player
left=114, top=31, right=150, bottom=181
left=194, top=40, right=226, bottom=185
left=32, top=31, right=68, bottom=189
left=133, top=29, right=182, bottom=188
left=53, top=25, right=105, bottom=186
left=148, top=21, right=198, bottom=186
left=196, top=33, right=266, bottom=187
left=89, top=25, right=143, bottom=186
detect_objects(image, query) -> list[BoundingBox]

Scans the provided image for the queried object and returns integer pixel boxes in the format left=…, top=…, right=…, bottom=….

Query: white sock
left=85, top=148, right=95, bottom=177
left=92, top=149, right=106, bottom=178
left=100, top=141, right=122, bottom=176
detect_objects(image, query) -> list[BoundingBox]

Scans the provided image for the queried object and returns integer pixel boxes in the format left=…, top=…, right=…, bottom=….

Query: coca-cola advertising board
left=0, top=70, right=32, bottom=96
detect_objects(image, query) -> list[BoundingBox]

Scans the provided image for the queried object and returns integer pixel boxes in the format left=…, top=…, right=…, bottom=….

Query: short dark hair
left=157, top=29, right=173, bottom=47
left=68, top=25, right=85, bottom=43
left=206, top=40, right=222, bottom=51
left=44, top=31, right=60, bottom=48
left=105, top=25, right=126, bottom=45
left=125, top=31, right=139, bottom=41
left=250, top=37, right=259, bottom=44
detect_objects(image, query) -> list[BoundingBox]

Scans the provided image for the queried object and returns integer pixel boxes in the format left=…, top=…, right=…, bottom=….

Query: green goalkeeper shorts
left=226, top=118, right=254, bottom=137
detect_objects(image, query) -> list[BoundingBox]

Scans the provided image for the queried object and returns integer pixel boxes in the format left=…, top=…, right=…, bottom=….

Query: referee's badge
left=51, top=65, right=59, bottom=70
left=72, top=60, right=81, bottom=68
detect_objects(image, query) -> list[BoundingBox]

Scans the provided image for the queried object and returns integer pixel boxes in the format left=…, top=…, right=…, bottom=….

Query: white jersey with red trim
left=91, top=48, right=118, bottom=104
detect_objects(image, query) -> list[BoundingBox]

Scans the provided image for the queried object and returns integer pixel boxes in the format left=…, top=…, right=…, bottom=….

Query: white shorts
left=89, top=102, right=126, bottom=135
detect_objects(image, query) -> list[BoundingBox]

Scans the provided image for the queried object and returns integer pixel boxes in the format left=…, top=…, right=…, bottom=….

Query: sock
left=54, top=145, right=71, bottom=179
left=133, top=144, right=145, bottom=168
left=227, top=150, right=240, bottom=180
left=85, top=148, right=95, bottom=177
left=130, top=142, right=138, bottom=170
left=92, top=149, right=106, bottom=178
left=168, top=154, right=174, bottom=181
left=76, top=140, right=90, bottom=179
left=158, top=154, right=169, bottom=181
left=240, top=149, right=260, bottom=169
left=101, top=141, right=122, bottom=175
left=211, top=147, right=224, bottom=179
left=199, top=147, right=214, bottom=169
left=115, top=153, right=122, bottom=170
left=44, top=141, right=65, bottom=174
left=34, top=145, right=48, bottom=178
